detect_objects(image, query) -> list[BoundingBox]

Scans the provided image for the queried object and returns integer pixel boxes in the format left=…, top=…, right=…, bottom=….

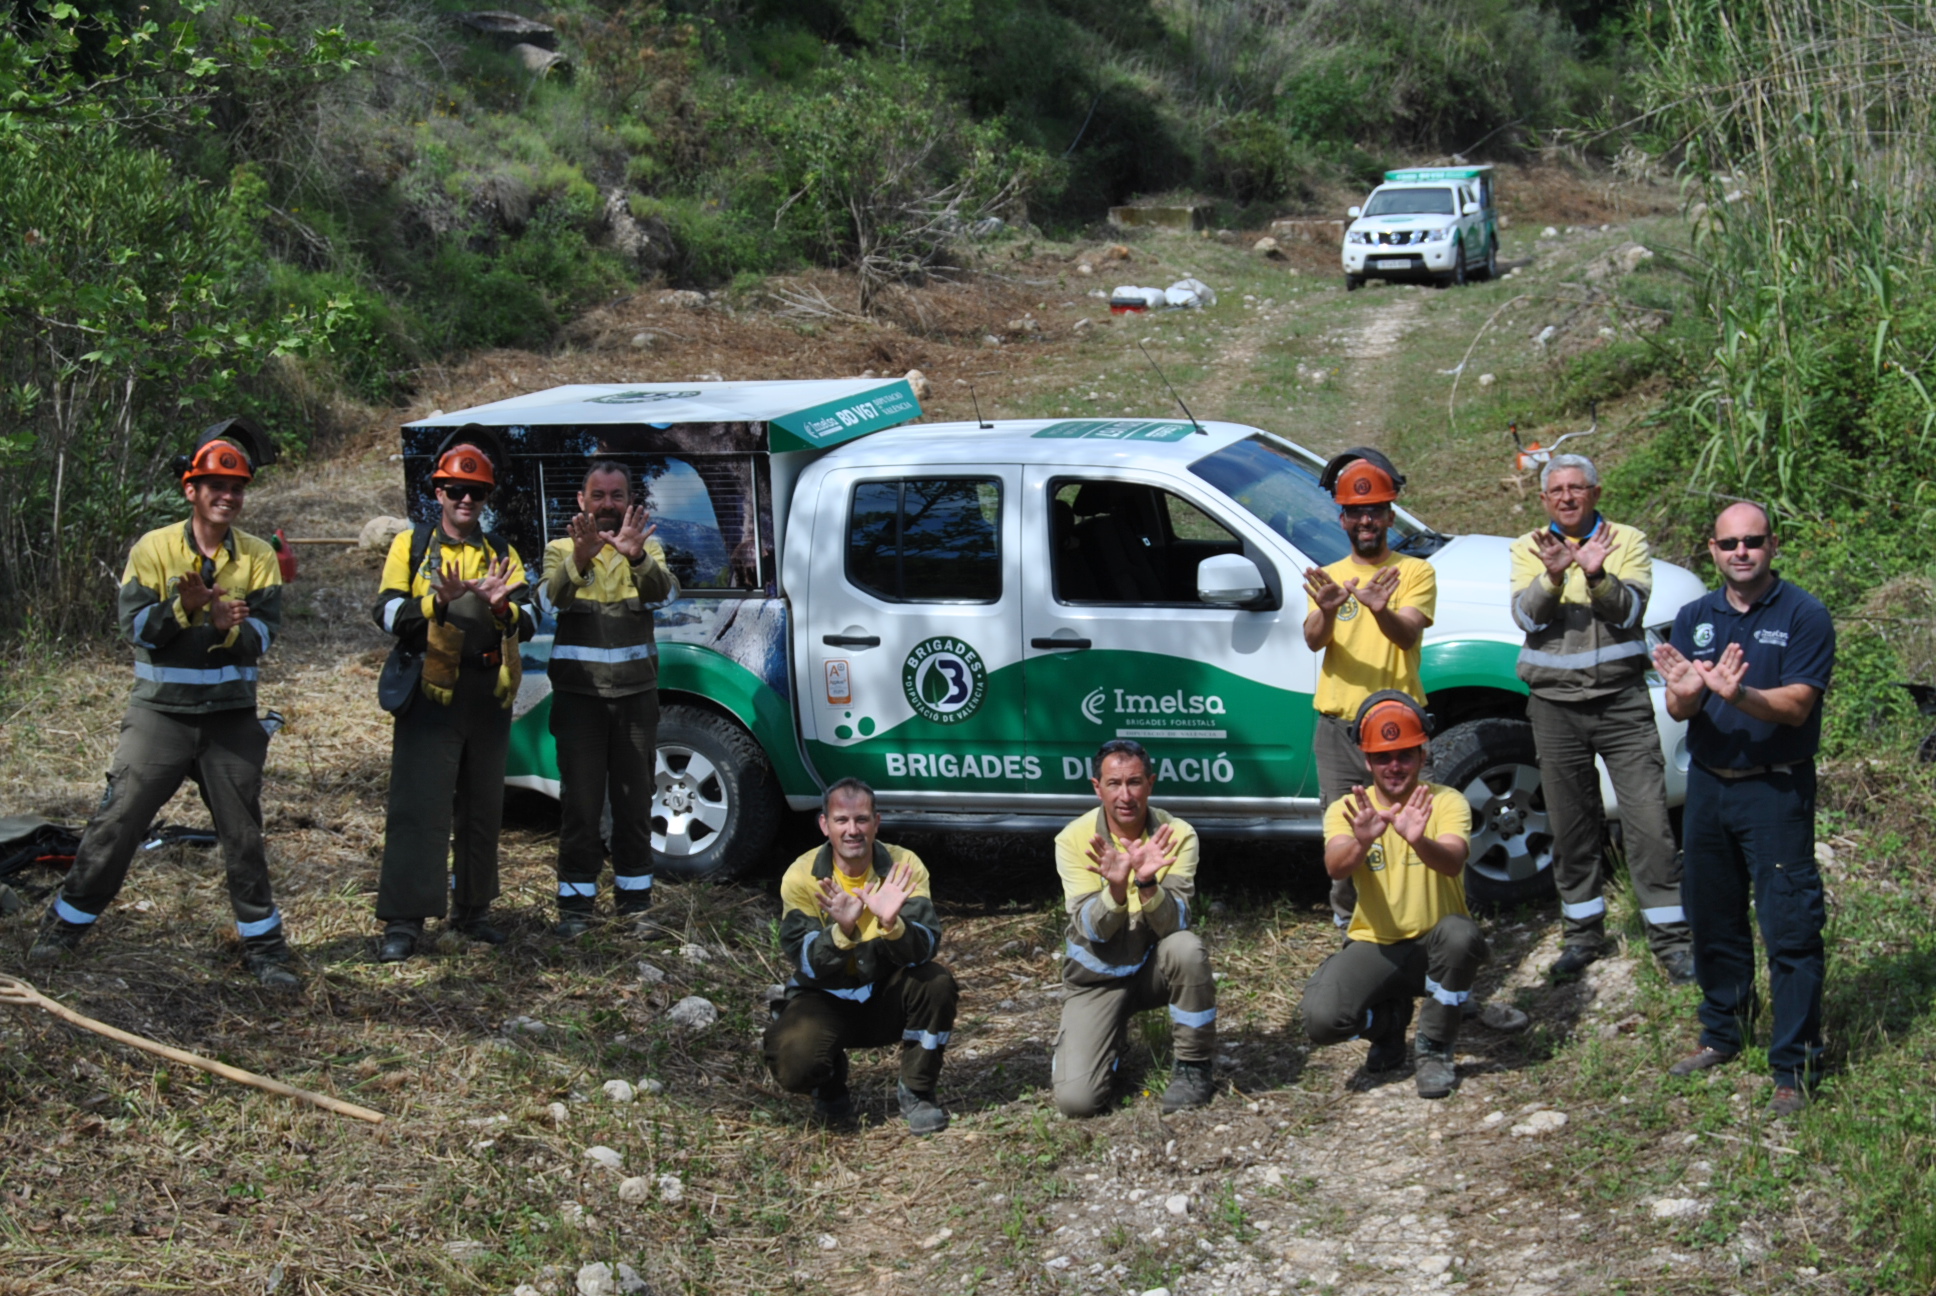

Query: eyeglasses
left=1711, top=534, right=1768, bottom=552
left=1366, top=748, right=1419, bottom=765
left=439, top=483, right=490, bottom=502
left=1340, top=505, right=1389, bottom=519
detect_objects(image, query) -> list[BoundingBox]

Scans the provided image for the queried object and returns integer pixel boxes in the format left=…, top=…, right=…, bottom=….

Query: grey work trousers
left=1053, top=930, right=1217, bottom=1118
left=376, top=668, right=507, bottom=922
left=56, top=706, right=281, bottom=939
left=1301, top=914, right=1488, bottom=1048
left=763, top=961, right=959, bottom=1096
left=1314, top=714, right=1372, bottom=925
left=549, top=689, right=658, bottom=905
left=1527, top=689, right=1690, bottom=958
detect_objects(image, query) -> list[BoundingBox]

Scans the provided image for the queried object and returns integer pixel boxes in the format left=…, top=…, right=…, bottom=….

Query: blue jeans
left=1682, top=763, right=1826, bottom=1085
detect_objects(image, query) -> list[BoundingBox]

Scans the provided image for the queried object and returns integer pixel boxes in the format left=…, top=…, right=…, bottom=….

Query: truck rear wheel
left=1432, top=717, right=1555, bottom=907
left=652, top=704, right=782, bottom=882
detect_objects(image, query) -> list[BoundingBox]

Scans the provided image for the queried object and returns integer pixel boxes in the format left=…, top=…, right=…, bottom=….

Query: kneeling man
left=764, top=778, right=956, bottom=1133
left=1054, top=739, right=1218, bottom=1118
left=1301, top=693, right=1487, bottom=1098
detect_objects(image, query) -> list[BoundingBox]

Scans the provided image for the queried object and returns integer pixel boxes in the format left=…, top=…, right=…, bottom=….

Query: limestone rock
left=359, top=516, right=410, bottom=553
left=666, top=996, right=717, bottom=1030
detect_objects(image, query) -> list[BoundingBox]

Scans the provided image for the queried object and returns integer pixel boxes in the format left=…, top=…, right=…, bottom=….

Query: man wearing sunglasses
left=1052, top=738, right=1219, bottom=1118
left=1510, top=454, right=1693, bottom=984
left=1301, top=692, right=1484, bottom=1099
left=1303, top=451, right=1436, bottom=930
left=1651, top=504, right=1835, bottom=1118
left=31, top=425, right=298, bottom=990
left=372, top=432, right=534, bottom=962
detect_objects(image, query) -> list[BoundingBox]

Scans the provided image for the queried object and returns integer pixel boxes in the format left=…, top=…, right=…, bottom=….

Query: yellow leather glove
left=422, top=619, right=464, bottom=706
left=495, top=628, right=522, bottom=709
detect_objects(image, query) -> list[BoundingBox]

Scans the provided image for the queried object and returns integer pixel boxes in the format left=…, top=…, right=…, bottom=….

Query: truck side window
left=1051, top=479, right=1242, bottom=604
left=847, top=478, right=1002, bottom=603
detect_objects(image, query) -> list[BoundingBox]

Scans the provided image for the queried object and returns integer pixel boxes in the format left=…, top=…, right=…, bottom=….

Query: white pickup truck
left=1343, top=165, right=1500, bottom=290
left=398, top=381, right=1699, bottom=904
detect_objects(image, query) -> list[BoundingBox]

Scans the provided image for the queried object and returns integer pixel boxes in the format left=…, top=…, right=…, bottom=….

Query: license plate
left=1375, top=258, right=1410, bottom=270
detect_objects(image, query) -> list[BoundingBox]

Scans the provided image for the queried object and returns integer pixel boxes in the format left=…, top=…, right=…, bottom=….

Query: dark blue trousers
left=1682, top=763, right=1826, bottom=1085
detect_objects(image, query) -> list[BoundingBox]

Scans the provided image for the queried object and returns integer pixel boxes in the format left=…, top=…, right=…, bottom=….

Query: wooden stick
left=280, top=537, right=362, bottom=545
left=0, top=974, right=385, bottom=1124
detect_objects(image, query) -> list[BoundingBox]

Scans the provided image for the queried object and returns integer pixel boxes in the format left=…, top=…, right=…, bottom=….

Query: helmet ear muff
left=1319, top=446, right=1406, bottom=496
left=1348, top=689, right=1434, bottom=747
left=433, top=423, right=509, bottom=487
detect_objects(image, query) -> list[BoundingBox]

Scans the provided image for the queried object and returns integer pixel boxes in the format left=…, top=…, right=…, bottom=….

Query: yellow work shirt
left=1313, top=552, right=1436, bottom=717
left=1323, top=782, right=1471, bottom=944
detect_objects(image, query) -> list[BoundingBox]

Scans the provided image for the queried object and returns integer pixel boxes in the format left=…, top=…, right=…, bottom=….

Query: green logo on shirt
left=1366, top=843, right=1386, bottom=872
left=1693, top=622, right=1714, bottom=648
left=1337, top=597, right=1359, bottom=622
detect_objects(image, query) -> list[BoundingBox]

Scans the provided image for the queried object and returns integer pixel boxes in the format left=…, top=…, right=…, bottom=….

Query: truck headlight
left=1422, top=226, right=1452, bottom=243
left=1346, top=231, right=1371, bottom=245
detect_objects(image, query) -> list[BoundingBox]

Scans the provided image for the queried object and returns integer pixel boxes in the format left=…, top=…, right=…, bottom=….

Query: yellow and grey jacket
left=776, top=842, right=942, bottom=1003
left=1054, top=807, right=1199, bottom=987
left=121, top=520, right=282, bottom=714
left=1509, top=516, right=1652, bottom=702
left=538, top=536, right=679, bottom=697
left=373, top=525, right=534, bottom=666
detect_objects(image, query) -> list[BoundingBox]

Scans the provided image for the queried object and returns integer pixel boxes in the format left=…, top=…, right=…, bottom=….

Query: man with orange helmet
left=371, top=428, right=534, bottom=963
left=31, top=419, right=298, bottom=990
left=1304, top=449, right=1437, bottom=928
left=1300, top=692, right=1485, bottom=1099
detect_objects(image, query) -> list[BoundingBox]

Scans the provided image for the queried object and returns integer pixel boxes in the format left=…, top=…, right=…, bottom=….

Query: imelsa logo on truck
left=1082, top=687, right=1227, bottom=737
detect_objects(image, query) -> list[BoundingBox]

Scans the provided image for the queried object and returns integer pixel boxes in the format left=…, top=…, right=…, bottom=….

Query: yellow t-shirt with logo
left=1322, top=782, right=1471, bottom=944
left=1312, top=552, right=1437, bottom=717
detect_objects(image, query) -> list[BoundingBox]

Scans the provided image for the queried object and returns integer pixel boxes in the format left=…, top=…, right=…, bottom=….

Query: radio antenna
left=968, top=386, right=992, bottom=430
left=1136, top=341, right=1207, bottom=435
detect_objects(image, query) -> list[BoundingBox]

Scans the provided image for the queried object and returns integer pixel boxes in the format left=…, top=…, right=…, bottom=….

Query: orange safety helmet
left=1333, top=459, right=1398, bottom=506
left=433, top=444, right=497, bottom=488
left=1351, top=690, right=1432, bottom=753
left=182, top=439, right=254, bottom=484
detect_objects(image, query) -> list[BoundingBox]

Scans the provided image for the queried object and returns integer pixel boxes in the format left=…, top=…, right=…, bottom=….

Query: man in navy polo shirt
left=1651, top=502, right=1835, bottom=1118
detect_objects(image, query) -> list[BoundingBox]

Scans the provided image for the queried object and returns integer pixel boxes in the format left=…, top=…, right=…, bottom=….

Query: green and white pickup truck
left=399, top=381, right=1699, bottom=903
left=1343, top=165, right=1500, bottom=290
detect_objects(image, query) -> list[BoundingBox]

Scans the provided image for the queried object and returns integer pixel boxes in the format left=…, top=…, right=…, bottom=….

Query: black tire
left=1481, top=237, right=1499, bottom=280
left=651, top=704, right=782, bottom=882
left=1345, top=274, right=1364, bottom=292
left=1444, top=240, right=1467, bottom=288
left=1431, top=717, right=1555, bottom=907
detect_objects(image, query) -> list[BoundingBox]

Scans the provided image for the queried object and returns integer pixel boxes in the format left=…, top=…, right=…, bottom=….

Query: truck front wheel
left=1432, top=717, right=1556, bottom=907
left=652, top=704, right=782, bottom=882
left=1345, top=273, right=1363, bottom=292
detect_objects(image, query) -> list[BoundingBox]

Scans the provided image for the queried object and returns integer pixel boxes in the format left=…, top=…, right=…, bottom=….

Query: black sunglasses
left=1712, top=534, right=1768, bottom=552
left=439, top=482, right=490, bottom=502
left=1340, top=504, right=1389, bottom=518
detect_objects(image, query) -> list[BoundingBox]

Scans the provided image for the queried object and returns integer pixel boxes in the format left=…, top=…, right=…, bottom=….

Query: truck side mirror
left=1198, top=554, right=1267, bottom=606
left=1462, top=201, right=1479, bottom=216
left=1347, top=206, right=1362, bottom=219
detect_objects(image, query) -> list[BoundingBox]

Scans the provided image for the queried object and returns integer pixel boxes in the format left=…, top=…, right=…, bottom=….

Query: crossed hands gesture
left=569, top=507, right=655, bottom=568
left=1531, top=527, right=1620, bottom=583
left=1651, top=640, right=1748, bottom=705
left=1084, top=822, right=1176, bottom=898
left=178, top=570, right=251, bottom=631
left=430, top=554, right=525, bottom=618
left=1303, top=563, right=1400, bottom=615
left=817, top=859, right=919, bottom=936
left=1345, top=784, right=1435, bottom=848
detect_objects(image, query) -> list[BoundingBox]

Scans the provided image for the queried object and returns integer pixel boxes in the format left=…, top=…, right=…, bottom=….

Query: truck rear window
left=847, top=478, right=1002, bottom=603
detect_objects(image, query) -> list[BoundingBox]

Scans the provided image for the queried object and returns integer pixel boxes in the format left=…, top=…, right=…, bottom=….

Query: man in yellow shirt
left=1303, top=451, right=1437, bottom=928
left=1301, top=693, right=1487, bottom=1099
left=1052, top=739, right=1217, bottom=1117
left=764, top=778, right=956, bottom=1134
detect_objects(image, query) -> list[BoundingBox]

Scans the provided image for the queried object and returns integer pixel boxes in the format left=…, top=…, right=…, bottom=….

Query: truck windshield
left=1364, top=188, right=1455, bottom=217
left=1188, top=435, right=1437, bottom=564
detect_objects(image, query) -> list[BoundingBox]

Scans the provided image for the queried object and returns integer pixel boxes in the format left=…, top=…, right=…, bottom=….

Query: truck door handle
left=1031, top=637, right=1092, bottom=650
left=822, top=634, right=881, bottom=648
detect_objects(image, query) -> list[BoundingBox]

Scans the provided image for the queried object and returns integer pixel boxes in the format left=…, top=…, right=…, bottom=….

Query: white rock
left=603, top=1079, right=635, bottom=1104
left=1535, top=325, right=1557, bottom=347
left=1652, top=1197, right=1708, bottom=1219
left=585, top=1146, right=624, bottom=1172
left=1541, top=226, right=1559, bottom=239
left=1482, top=1111, right=1506, bottom=1126
left=637, top=962, right=666, bottom=985
left=1046, top=1256, right=1073, bottom=1270
left=1418, top=1254, right=1452, bottom=1276
left=1252, top=237, right=1283, bottom=258
left=1165, top=1194, right=1191, bottom=1217
left=1477, top=373, right=1496, bottom=388
left=629, top=331, right=658, bottom=349
left=1617, top=244, right=1654, bottom=274
left=1511, top=1110, right=1568, bottom=1137
left=1072, top=317, right=1092, bottom=332
left=1814, top=841, right=1836, bottom=865
left=920, top=1227, right=954, bottom=1249
left=658, top=1173, right=684, bottom=1203
left=904, top=369, right=931, bottom=402
left=1141, top=1288, right=1173, bottom=1296
left=548, top=1102, right=570, bottom=1126
left=678, top=943, right=710, bottom=963
left=639, top=1078, right=665, bottom=1095
left=658, top=289, right=708, bottom=308
left=443, top=1239, right=489, bottom=1261
left=558, top=1201, right=587, bottom=1229
left=618, top=1176, right=651, bottom=1204
left=1479, top=1002, right=1530, bottom=1032
left=817, top=1233, right=839, bottom=1250
left=666, top=996, right=718, bottom=1030
left=515, top=1286, right=545, bottom=1296
left=1076, top=262, right=1094, bottom=275
left=358, top=516, right=411, bottom=553
left=577, top=1261, right=618, bottom=1296
left=616, top=1263, right=648, bottom=1294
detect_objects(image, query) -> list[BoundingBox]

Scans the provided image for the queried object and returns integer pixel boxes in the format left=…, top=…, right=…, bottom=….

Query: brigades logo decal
left=902, top=637, right=988, bottom=724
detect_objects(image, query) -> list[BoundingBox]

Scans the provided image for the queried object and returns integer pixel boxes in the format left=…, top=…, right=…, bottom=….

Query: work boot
left=1414, top=1037, right=1458, bottom=1099
left=1659, top=950, right=1697, bottom=986
left=243, top=938, right=302, bottom=993
left=551, top=899, right=596, bottom=940
left=450, top=905, right=507, bottom=946
left=1549, top=937, right=1605, bottom=981
left=810, top=1053, right=856, bottom=1129
left=614, top=882, right=654, bottom=918
left=898, top=1081, right=950, bottom=1135
left=1768, top=1085, right=1808, bottom=1118
left=28, top=910, right=90, bottom=964
left=1667, top=1045, right=1737, bottom=1078
left=1364, top=996, right=1414, bottom=1073
left=378, top=919, right=423, bottom=963
left=1159, top=1060, right=1215, bottom=1114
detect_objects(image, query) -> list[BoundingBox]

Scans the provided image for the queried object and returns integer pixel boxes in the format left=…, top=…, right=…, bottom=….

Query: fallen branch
left=0, top=974, right=385, bottom=1124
